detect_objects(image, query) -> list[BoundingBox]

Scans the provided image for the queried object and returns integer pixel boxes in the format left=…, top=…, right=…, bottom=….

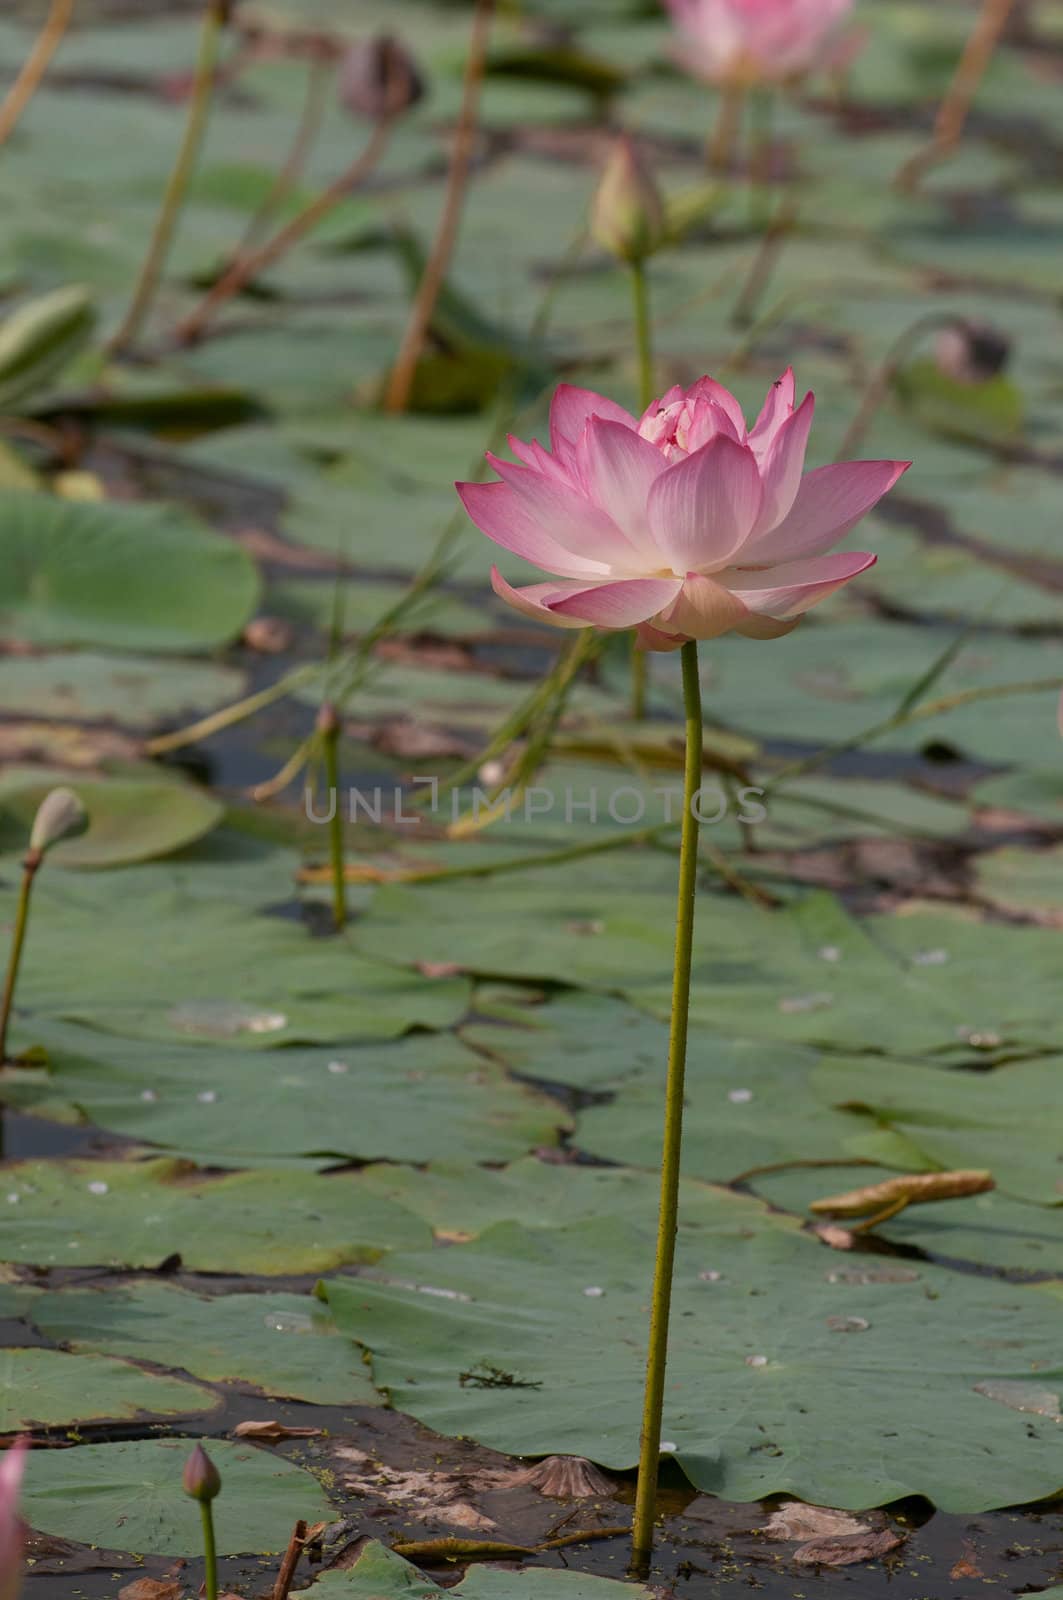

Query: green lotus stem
left=110, top=0, right=226, bottom=354
left=0, top=850, right=39, bottom=1064
left=0, top=0, right=76, bottom=147
left=629, top=258, right=654, bottom=722
left=748, top=87, right=774, bottom=229
left=630, top=637, right=703, bottom=1577
left=318, top=703, right=346, bottom=931
left=200, top=1500, right=218, bottom=1600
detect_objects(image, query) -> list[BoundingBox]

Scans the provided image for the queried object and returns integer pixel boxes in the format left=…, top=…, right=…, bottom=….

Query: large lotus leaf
left=0, top=769, right=222, bottom=867
left=4, top=862, right=469, bottom=1046
left=0, top=652, right=245, bottom=729
left=13, top=1021, right=567, bottom=1167
left=297, top=1543, right=655, bottom=1600
left=324, top=1212, right=1063, bottom=1513
left=33, top=1282, right=380, bottom=1405
left=750, top=1164, right=1063, bottom=1276
left=354, top=1155, right=800, bottom=1242
left=859, top=526, right=1061, bottom=628
left=21, top=1437, right=333, bottom=1556
left=0, top=492, right=259, bottom=651
left=0, top=1157, right=427, bottom=1273
left=354, top=868, right=1063, bottom=1055
left=970, top=770, right=1063, bottom=827
left=0, top=1347, right=217, bottom=1430
left=813, top=1054, right=1063, bottom=1207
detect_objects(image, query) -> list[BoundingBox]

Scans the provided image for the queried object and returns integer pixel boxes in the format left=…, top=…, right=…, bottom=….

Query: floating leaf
left=0, top=493, right=260, bottom=652
left=0, top=769, right=223, bottom=868
left=22, top=1438, right=333, bottom=1556
left=0, top=1347, right=216, bottom=1431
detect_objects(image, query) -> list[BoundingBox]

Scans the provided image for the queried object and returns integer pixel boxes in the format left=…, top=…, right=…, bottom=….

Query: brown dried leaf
left=793, top=1529, right=903, bottom=1567
left=232, top=1421, right=322, bottom=1443
left=118, top=1581, right=181, bottom=1600
left=764, top=1503, right=870, bottom=1542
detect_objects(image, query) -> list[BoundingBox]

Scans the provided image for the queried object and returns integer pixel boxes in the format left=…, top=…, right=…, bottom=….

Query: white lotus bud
left=28, top=788, right=87, bottom=858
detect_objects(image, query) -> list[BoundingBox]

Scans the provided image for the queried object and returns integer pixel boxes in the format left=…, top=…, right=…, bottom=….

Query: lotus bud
left=28, top=788, right=86, bottom=861
left=590, top=137, right=666, bottom=265
left=182, top=1443, right=221, bottom=1504
left=339, top=35, right=424, bottom=123
left=934, top=320, right=1011, bottom=386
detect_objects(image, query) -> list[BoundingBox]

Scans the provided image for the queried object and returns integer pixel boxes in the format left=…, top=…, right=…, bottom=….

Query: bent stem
left=629, top=258, right=654, bottom=721
left=110, top=0, right=226, bottom=354
left=382, top=0, right=494, bottom=412
left=200, top=1500, right=219, bottom=1600
left=630, top=638, right=703, bottom=1577
left=0, top=0, right=76, bottom=146
left=895, top=0, right=1017, bottom=191
left=174, top=113, right=393, bottom=346
left=0, top=849, right=41, bottom=1065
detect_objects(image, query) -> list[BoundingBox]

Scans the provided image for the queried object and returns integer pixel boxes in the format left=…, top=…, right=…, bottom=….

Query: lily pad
left=14, top=1022, right=567, bottom=1168
left=325, top=1211, right=1063, bottom=1512
left=298, top=1543, right=655, bottom=1600
left=0, top=492, right=260, bottom=651
left=0, top=1157, right=427, bottom=1273
left=22, top=1437, right=333, bottom=1556
left=0, top=769, right=223, bottom=867
left=0, top=1347, right=217, bottom=1431
left=33, top=1282, right=380, bottom=1404
left=0, top=651, right=245, bottom=730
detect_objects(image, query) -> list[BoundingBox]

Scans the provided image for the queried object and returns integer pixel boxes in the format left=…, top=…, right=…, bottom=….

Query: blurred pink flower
left=663, top=0, right=855, bottom=86
left=0, top=1439, right=28, bottom=1600
left=457, top=371, right=908, bottom=652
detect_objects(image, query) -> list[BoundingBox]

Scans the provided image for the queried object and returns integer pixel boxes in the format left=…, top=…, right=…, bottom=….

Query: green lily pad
left=0, top=769, right=223, bottom=868
left=22, top=1437, right=333, bottom=1556
left=354, top=1155, right=799, bottom=1242
left=5, top=858, right=470, bottom=1046
left=324, top=1210, right=1063, bottom=1512
left=15, top=1022, right=567, bottom=1168
left=0, top=492, right=260, bottom=651
left=973, top=844, right=1063, bottom=920
left=33, top=1282, right=380, bottom=1405
left=0, top=651, right=245, bottom=729
left=0, top=1157, right=427, bottom=1273
left=297, top=1543, right=654, bottom=1600
left=0, top=1347, right=217, bottom=1430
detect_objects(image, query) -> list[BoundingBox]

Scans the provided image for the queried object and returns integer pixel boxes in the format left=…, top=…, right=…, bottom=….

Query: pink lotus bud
left=182, top=1442, right=221, bottom=1503
left=339, top=35, right=424, bottom=122
left=934, top=320, right=1011, bottom=386
left=0, top=1439, right=28, bottom=1600
left=590, top=137, right=666, bottom=265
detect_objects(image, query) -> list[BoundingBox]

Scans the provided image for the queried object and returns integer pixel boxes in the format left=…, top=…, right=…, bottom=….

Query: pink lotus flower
left=663, top=0, right=854, bottom=86
left=457, top=372, right=908, bottom=652
left=0, top=1439, right=28, bottom=1600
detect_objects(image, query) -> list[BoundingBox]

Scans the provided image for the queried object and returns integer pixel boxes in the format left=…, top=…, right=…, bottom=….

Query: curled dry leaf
left=793, top=1529, right=904, bottom=1567
left=764, top=1502, right=871, bottom=1542
left=232, top=1421, right=323, bottom=1443
left=117, top=1581, right=182, bottom=1600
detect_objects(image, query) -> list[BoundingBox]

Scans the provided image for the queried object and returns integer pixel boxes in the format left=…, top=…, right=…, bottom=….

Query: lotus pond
left=1, top=0, right=1062, bottom=1596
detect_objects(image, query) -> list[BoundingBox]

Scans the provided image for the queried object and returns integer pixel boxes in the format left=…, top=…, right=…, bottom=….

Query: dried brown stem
left=895, top=0, right=1018, bottom=191
left=174, top=115, right=393, bottom=345
left=381, top=0, right=495, bottom=413
left=272, top=1519, right=307, bottom=1600
left=0, top=0, right=76, bottom=147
